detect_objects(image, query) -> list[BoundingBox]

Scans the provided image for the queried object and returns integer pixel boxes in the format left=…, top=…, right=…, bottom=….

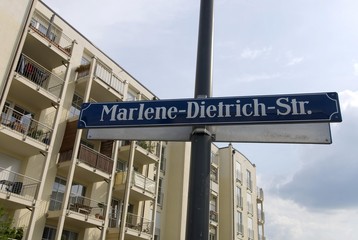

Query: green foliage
left=0, top=207, right=24, bottom=240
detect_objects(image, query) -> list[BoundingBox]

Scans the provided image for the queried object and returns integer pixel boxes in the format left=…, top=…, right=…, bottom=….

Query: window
left=236, top=211, right=243, bottom=234
left=209, top=226, right=217, bottom=240
left=109, top=199, right=121, bottom=228
left=126, top=90, right=137, bottom=101
left=157, top=178, right=164, bottom=206
left=81, top=56, right=90, bottom=66
left=116, top=160, right=127, bottom=172
left=42, top=226, right=78, bottom=240
left=248, top=217, right=254, bottom=240
left=68, top=93, right=83, bottom=118
left=236, top=186, right=242, bottom=208
left=246, top=170, right=252, bottom=190
left=210, top=167, right=218, bottom=183
left=49, top=177, right=86, bottom=211
left=247, top=192, right=253, bottom=215
left=236, top=161, right=242, bottom=182
left=160, top=146, right=166, bottom=173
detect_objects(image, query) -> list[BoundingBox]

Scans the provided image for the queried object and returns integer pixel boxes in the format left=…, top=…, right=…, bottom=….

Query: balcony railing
left=209, top=210, right=218, bottom=222
left=0, top=167, right=40, bottom=202
left=258, top=209, right=265, bottom=223
left=236, top=196, right=243, bottom=209
left=95, top=62, right=124, bottom=95
left=30, top=13, right=73, bottom=55
left=247, top=202, right=254, bottom=215
left=1, top=106, right=52, bottom=145
left=116, top=171, right=156, bottom=194
left=126, top=213, right=152, bottom=234
left=248, top=229, right=255, bottom=240
left=49, top=195, right=105, bottom=219
left=16, top=54, right=65, bottom=99
left=257, top=187, right=264, bottom=201
left=58, top=144, right=114, bottom=174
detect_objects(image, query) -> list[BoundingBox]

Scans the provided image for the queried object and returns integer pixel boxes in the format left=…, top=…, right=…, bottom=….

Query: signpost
left=79, top=92, right=341, bottom=128
left=78, top=0, right=342, bottom=239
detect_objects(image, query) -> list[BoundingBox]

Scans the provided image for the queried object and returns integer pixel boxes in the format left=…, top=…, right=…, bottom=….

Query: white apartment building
left=0, top=1, right=265, bottom=239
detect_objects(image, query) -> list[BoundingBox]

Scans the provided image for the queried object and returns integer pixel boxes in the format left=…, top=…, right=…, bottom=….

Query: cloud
left=276, top=90, right=358, bottom=210
left=240, top=47, right=272, bottom=59
left=287, top=57, right=304, bottom=66
left=265, top=195, right=358, bottom=240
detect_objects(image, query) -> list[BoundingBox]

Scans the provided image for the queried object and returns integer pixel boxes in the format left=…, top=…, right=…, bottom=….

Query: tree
left=0, top=207, right=24, bottom=240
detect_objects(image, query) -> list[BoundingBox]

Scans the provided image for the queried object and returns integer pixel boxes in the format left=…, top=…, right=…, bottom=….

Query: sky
left=44, top=0, right=358, bottom=239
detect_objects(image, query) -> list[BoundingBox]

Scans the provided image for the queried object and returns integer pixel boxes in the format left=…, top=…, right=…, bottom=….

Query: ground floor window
left=42, top=226, right=78, bottom=240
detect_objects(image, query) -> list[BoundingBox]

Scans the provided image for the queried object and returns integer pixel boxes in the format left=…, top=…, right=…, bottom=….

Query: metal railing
left=30, top=13, right=73, bottom=55
left=209, top=210, right=218, bottom=222
left=58, top=144, right=114, bottom=174
left=116, top=171, right=156, bottom=195
left=247, top=202, right=254, bottom=215
left=1, top=106, right=52, bottom=145
left=16, top=54, right=65, bottom=99
left=258, top=209, right=265, bottom=223
left=126, top=213, right=153, bottom=234
left=248, top=229, right=255, bottom=240
left=95, top=62, right=124, bottom=95
left=0, top=167, right=40, bottom=202
left=49, top=195, right=105, bottom=219
left=257, top=187, right=264, bottom=201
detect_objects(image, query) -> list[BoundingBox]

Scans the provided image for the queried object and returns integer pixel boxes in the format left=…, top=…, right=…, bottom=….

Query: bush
left=0, top=207, right=24, bottom=240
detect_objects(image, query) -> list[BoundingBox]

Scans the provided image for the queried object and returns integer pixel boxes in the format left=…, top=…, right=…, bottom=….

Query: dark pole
left=186, top=0, right=214, bottom=239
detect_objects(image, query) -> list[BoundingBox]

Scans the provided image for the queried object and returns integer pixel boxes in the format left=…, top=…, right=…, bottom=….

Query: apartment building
left=0, top=1, right=265, bottom=240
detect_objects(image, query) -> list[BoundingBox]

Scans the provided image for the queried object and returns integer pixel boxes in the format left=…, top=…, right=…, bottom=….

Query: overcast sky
left=45, top=0, right=358, bottom=239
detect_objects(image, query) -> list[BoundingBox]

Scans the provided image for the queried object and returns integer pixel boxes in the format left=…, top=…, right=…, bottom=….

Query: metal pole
left=186, top=0, right=214, bottom=239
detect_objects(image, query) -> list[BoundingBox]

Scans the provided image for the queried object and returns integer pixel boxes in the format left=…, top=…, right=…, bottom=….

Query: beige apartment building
left=0, top=1, right=265, bottom=239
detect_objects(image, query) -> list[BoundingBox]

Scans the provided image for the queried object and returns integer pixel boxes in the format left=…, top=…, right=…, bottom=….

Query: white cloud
left=240, top=47, right=272, bottom=59
left=265, top=195, right=358, bottom=240
left=287, top=57, right=304, bottom=66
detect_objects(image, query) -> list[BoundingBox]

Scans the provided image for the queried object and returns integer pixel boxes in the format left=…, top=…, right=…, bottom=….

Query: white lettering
left=100, top=105, right=117, bottom=121
left=276, top=98, right=291, bottom=115
left=187, top=101, right=199, bottom=118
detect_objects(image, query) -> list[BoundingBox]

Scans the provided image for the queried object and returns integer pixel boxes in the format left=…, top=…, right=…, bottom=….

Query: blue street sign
left=78, top=92, right=342, bottom=129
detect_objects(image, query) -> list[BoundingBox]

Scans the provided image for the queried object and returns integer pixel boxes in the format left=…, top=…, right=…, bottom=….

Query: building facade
left=0, top=1, right=265, bottom=240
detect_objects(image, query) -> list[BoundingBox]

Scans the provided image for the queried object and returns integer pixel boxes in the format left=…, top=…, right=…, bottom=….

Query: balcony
left=236, top=196, right=243, bottom=209
left=28, top=13, right=73, bottom=56
left=0, top=167, right=40, bottom=209
left=113, top=171, right=156, bottom=201
left=58, top=144, right=114, bottom=182
left=118, top=142, right=159, bottom=166
left=13, top=54, right=65, bottom=105
left=48, top=195, right=105, bottom=228
left=248, top=229, right=255, bottom=240
left=75, top=61, right=125, bottom=102
left=108, top=213, right=153, bottom=240
left=0, top=106, right=52, bottom=156
left=247, top=202, right=254, bottom=215
left=257, top=187, right=264, bottom=202
left=258, top=209, right=265, bottom=224
left=209, top=210, right=218, bottom=223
